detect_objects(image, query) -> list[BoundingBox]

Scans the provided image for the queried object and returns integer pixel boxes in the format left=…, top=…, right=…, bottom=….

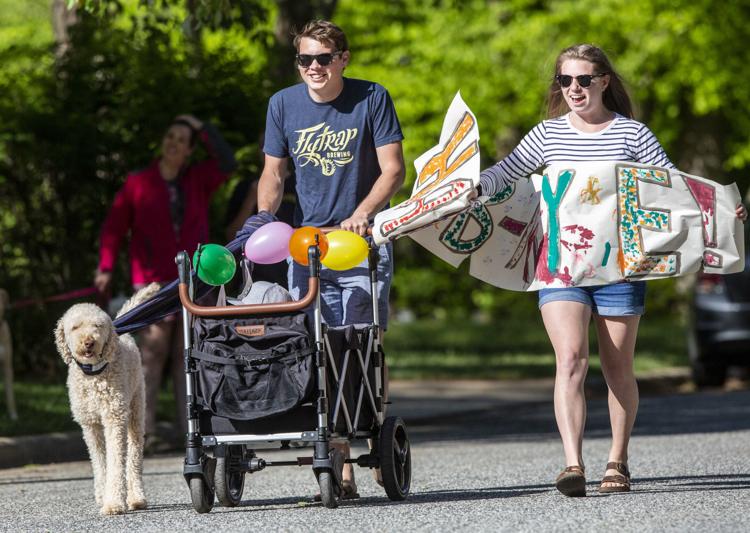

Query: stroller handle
left=319, top=226, right=373, bottom=237
left=177, top=279, right=318, bottom=317
left=175, top=249, right=320, bottom=317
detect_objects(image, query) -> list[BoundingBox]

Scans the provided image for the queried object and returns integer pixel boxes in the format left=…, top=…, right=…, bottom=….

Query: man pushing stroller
left=239, top=19, right=405, bottom=498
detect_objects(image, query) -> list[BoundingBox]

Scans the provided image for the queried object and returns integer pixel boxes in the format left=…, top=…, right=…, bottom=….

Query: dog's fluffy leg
left=81, top=423, right=107, bottom=506
left=101, top=423, right=128, bottom=515
left=126, top=381, right=147, bottom=510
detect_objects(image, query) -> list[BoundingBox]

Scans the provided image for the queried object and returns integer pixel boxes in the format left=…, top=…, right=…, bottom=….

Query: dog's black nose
left=84, top=339, right=95, bottom=349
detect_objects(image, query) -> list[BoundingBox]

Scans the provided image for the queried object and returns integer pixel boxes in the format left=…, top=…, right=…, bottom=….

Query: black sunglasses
left=295, top=52, right=342, bottom=68
left=555, top=73, right=608, bottom=88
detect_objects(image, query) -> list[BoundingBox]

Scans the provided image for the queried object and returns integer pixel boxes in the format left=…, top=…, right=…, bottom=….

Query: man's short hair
left=293, top=20, right=348, bottom=52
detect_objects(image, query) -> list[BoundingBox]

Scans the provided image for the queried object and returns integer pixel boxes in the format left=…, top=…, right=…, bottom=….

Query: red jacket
left=98, top=129, right=234, bottom=285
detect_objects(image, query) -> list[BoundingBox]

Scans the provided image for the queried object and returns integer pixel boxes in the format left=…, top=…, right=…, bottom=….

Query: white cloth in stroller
left=226, top=259, right=293, bottom=305
left=229, top=281, right=293, bottom=305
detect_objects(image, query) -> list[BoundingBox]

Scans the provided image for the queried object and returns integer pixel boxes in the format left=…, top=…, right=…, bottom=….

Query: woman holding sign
left=478, top=44, right=747, bottom=496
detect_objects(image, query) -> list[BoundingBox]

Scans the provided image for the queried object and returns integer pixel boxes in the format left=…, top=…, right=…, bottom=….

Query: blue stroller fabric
left=113, top=236, right=243, bottom=335
left=113, top=211, right=280, bottom=334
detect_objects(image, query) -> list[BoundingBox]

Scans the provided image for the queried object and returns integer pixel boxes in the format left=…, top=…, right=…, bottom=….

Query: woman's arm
left=478, top=122, right=546, bottom=197
left=199, top=121, right=237, bottom=174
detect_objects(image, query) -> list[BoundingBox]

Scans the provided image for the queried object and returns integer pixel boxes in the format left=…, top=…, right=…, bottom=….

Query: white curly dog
left=55, top=284, right=158, bottom=515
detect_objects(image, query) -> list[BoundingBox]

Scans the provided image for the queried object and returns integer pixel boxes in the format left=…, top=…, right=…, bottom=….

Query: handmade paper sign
left=410, top=161, right=745, bottom=290
left=372, top=91, right=479, bottom=245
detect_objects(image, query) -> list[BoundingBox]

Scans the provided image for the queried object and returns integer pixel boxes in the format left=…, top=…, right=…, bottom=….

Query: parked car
left=687, top=233, right=750, bottom=387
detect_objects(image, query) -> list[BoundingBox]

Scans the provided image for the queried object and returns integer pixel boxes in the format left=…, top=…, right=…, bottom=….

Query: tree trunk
left=676, top=112, right=726, bottom=181
left=51, top=0, right=78, bottom=57
left=274, top=0, right=338, bottom=47
left=271, top=0, right=338, bottom=84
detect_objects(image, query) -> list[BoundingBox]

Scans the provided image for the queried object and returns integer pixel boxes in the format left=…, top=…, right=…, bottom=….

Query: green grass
left=0, top=382, right=178, bottom=438
left=0, top=315, right=687, bottom=436
left=0, top=381, right=76, bottom=437
left=385, top=314, right=688, bottom=380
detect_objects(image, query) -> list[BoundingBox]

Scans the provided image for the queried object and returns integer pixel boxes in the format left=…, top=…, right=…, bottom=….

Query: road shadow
left=0, top=474, right=93, bottom=486
left=351, top=484, right=551, bottom=507
left=631, top=473, right=750, bottom=494
left=406, top=389, right=750, bottom=444
left=141, top=472, right=750, bottom=514
left=0, top=468, right=176, bottom=486
left=170, top=484, right=552, bottom=513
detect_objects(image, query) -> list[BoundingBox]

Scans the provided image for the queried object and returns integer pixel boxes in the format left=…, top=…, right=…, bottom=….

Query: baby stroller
left=176, top=241, right=412, bottom=511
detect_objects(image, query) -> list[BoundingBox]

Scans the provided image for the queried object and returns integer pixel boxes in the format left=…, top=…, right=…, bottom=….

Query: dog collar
left=76, top=360, right=109, bottom=376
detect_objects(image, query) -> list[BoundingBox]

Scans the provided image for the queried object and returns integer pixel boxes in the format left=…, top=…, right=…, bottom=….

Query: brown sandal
left=555, top=465, right=586, bottom=497
left=599, top=462, right=631, bottom=493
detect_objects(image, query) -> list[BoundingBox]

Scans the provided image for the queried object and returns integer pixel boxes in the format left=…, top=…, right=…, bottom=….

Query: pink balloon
left=244, top=221, right=294, bottom=264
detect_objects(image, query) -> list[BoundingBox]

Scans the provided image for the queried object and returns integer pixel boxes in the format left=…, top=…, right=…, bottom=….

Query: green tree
left=0, top=0, right=353, bottom=376
left=2, top=0, right=748, bottom=373
left=0, top=2, right=275, bottom=376
left=334, top=0, right=750, bottom=318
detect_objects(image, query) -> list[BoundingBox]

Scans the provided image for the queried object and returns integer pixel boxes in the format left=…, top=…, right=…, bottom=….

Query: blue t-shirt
left=263, top=78, right=403, bottom=227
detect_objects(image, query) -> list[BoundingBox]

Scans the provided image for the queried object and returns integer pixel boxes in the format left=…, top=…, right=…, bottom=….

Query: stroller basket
left=191, top=313, right=315, bottom=421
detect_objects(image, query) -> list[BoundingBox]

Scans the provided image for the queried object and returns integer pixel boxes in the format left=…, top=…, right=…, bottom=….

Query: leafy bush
left=0, top=6, right=274, bottom=376
left=3, top=0, right=747, bottom=376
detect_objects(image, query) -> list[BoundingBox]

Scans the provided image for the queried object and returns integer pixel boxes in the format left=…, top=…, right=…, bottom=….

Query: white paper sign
left=411, top=162, right=744, bottom=290
left=373, top=91, right=479, bottom=245
left=378, top=96, right=745, bottom=290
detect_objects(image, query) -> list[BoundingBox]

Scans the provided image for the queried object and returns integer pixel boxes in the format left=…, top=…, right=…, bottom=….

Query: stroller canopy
left=113, top=236, right=245, bottom=335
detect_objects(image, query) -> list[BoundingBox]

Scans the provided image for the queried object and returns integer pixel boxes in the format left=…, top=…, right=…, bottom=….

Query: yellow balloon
left=321, top=230, right=370, bottom=271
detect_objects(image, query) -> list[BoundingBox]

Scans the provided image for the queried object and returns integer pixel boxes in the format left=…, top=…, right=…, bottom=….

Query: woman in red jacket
left=95, top=114, right=236, bottom=450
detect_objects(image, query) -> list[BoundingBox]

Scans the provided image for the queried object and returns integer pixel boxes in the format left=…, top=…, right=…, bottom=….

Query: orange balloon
left=289, top=226, right=329, bottom=265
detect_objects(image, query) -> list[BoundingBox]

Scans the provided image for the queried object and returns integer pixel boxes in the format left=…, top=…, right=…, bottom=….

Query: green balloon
left=192, top=244, right=236, bottom=286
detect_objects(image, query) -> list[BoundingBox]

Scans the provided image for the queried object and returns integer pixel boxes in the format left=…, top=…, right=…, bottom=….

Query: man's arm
left=341, top=141, right=405, bottom=235
left=257, top=154, right=289, bottom=215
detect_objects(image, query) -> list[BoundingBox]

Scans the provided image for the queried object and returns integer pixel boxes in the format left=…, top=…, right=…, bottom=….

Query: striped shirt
left=479, top=113, right=674, bottom=197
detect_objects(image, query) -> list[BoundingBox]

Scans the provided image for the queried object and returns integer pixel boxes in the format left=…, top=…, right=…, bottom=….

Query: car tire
left=687, top=325, right=728, bottom=388
left=691, top=359, right=727, bottom=388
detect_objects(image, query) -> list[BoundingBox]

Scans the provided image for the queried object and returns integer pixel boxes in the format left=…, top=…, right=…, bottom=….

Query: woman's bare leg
left=595, top=315, right=640, bottom=487
left=541, top=301, right=592, bottom=469
left=139, top=321, right=174, bottom=435
left=168, top=319, right=187, bottom=435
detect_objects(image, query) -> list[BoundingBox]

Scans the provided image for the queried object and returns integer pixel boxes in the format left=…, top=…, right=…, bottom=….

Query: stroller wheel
left=317, top=471, right=340, bottom=509
left=214, top=445, right=246, bottom=507
left=378, top=416, right=412, bottom=501
left=189, top=475, right=215, bottom=513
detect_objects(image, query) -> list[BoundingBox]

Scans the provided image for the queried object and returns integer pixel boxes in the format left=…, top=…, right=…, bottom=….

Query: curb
left=0, top=370, right=694, bottom=470
left=0, top=431, right=88, bottom=468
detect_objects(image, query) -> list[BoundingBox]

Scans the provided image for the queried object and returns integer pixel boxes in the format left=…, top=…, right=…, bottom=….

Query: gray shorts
left=288, top=242, right=392, bottom=329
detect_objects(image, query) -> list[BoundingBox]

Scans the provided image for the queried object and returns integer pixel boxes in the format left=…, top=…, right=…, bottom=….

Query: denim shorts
left=288, top=242, right=392, bottom=329
left=538, top=281, right=646, bottom=316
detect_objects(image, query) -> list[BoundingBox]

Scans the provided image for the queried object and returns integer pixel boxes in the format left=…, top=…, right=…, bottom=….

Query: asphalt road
left=1, top=389, right=749, bottom=532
